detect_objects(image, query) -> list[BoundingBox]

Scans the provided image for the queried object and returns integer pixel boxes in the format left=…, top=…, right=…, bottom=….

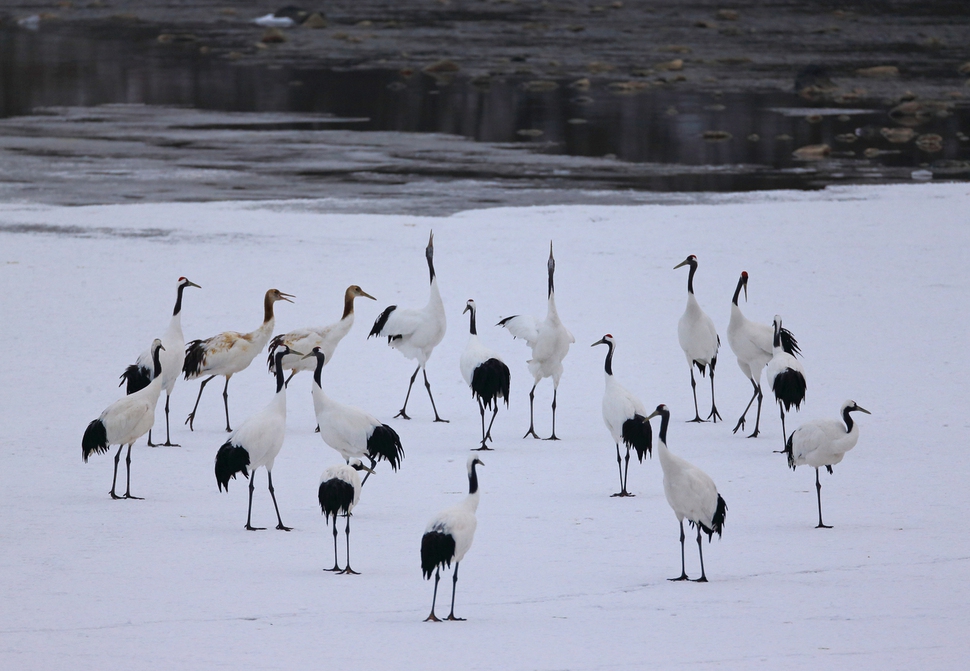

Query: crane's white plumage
left=420, top=456, right=484, bottom=622
left=305, top=348, right=404, bottom=478
left=318, top=459, right=372, bottom=574
left=766, top=314, right=807, bottom=449
left=647, top=404, right=727, bottom=582
left=499, top=241, right=574, bottom=440
left=726, top=272, right=801, bottom=438
left=183, top=288, right=293, bottom=432
left=120, top=277, right=200, bottom=446
left=674, top=255, right=721, bottom=423
left=267, top=285, right=376, bottom=383
left=83, top=339, right=165, bottom=500
left=369, top=231, right=448, bottom=422
left=460, top=299, right=511, bottom=450
left=592, top=334, right=652, bottom=497
left=214, top=346, right=299, bottom=531
left=784, top=400, right=870, bottom=528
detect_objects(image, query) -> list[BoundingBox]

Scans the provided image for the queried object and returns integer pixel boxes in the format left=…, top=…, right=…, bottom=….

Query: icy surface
left=1, top=182, right=968, bottom=669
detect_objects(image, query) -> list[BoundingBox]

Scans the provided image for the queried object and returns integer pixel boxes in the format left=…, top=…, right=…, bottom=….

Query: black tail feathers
left=119, top=364, right=152, bottom=395
left=214, top=442, right=250, bottom=492
left=367, top=424, right=405, bottom=471
left=622, top=414, right=653, bottom=462
left=82, top=418, right=109, bottom=462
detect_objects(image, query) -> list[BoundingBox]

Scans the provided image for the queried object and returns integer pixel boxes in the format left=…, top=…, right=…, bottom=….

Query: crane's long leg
left=611, top=443, right=626, bottom=497
left=360, top=456, right=377, bottom=486
left=484, top=404, right=499, bottom=443
left=445, top=562, right=465, bottom=621
left=123, top=444, right=143, bottom=499
left=692, top=526, right=708, bottom=582
left=523, top=383, right=540, bottom=439
left=669, top=520, right=689, bottom=581
left=222, top=376, right=233, bottom=433
left=185, top=374, right=215, bottom=431
left=751, top=383, right=764, bottom=438
left=284, top=370, right=297, bottom=388
left=110, top=444, right=124, bottom=499
left=706, top=358, right=722, bottom=423
left=157, top=394, right=180, bottom=447
left=325, top=516, right=340, bottom=571
left=733, top=378, right=759, bottom=435
left=424, top=369, right=449, bottom=423
left=773, top=404, right=788, bottom=453
left=267, top=471, right=291, bottom=531
left=473, top=398, right=491, bottom=451
left=338, top=515, right=359, bottom=574
left=424, top=568, right=442, bottom=622
left=543, top=388, right=560, bottom=440
left=396, top=365, right=420, bottom=420
left=245, top=469, right=264, bottom=531
left=688, top=367, right=703, bottom=422
left=815, top=468, right=832, bottom=529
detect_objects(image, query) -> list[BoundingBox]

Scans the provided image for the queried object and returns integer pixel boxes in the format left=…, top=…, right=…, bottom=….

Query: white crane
left=646, top=404, right=728, bottom=582
left=368, top=231, right=448, bottom=422
left=726, top=271, right=800, bottom=438
left=183, top=288, right=294, bottom=432
left=267, top=284, right=376, bottom=386
left=592, top=334, right=652, bottom=497
left=120, top=277, right=201, bottom=447
left=460, top=299, right=511, bottom=450
left=420, top=455, right=484, bottom=622
left=214, top=345, right=301, bottom=531
left=784, top=400, right=870, bottom=528
left=318, top=459, right=374, bottom=574
left=766, top=315, right=807, bottom=449
left=305, top=347, right=405, bottom=481
left=674, top=255, right=721, bottom=423
left=83, top=339, right=165, bottom=500
left=498, top=241, right=574, bottom=440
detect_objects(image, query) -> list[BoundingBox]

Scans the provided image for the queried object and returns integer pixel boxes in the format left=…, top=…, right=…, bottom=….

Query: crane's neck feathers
left=468, top=461, right=479, bottom=495
left=151, top=344, right=163, bottom=378
left=842, top=405, right=855, bottom=433
left=174, top=282, right=187, bottom=317
left=312, top=351, right=325, bottom=389
left=658, top=408, right=670, bottom=445
left=686, top=261, right=697, bottom=295
left=467, top=304, right=477, bottom=335
left=603, top=339, right=614, bottom=376
left=731, top=274, right=744, bottom=306
left=274, top=350, right=287, bottom=393
left=263, top=292, right=276, bottom=324
left=341, top=289, right=356, bottom=320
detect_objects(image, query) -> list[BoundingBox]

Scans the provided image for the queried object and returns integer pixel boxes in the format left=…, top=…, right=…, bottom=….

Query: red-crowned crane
left=767, top=315, right=807, bottom=450
left=267, top=284, right=376, bottom=386
left=119, top=277, right=200, bottom=446
left=318, top=459, right=374, bottom=574
left=498, top=241, right=574, bottom=440
left=726, top=272, right=800, bottom=438
left=183, top=288, right=294, bottom=432
left=784, top=400, right=870, bottom=528
left=368, top=231, right=448, bottom=422
left=213, top=345, right=302, bottom=531
left=305, top=347, right=404, bottom=482
left=674, top=255, right=721, bottom=423
left=592, top=334, right=652, bottom=497
left=83, top=340, right=165, bottom=500
left=647, top=404, right=727, bottom=582
left=460, top=299, right=511, bottom=450
left=420, top=455, right=484, bottom=622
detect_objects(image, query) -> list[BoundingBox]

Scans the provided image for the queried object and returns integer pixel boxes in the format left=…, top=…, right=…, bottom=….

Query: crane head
left=845, top=400, right=871, bottom=415
left=267, top=289, right=295, bottom=304
left=467, top=454, right=484, bottom=472
left=646, top=404, right=669, bottom=420
left=463, top=299, right=476, bottom=314
left=178, top=277, right=201, bottom=289
left=591, top=334, right=614, bottom=347
left=349, top=459, right=376, bottom=474
left=348, top=285, right=376, bottom=301
left=301, top=346, right=326, bottom=363
left=740, top=271, right=748, bottom=302
left=673, top=255, right=697, bottom=270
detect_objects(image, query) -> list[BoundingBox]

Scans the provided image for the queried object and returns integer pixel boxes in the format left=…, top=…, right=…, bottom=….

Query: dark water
left=2, top=23, right=969, bottom=193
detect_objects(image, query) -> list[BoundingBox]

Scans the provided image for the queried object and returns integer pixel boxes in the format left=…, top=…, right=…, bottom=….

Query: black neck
left=842, top=406, right=855, bottom=433
left=687, top=262, right=696, bottom=295
left=152, top=346, right=163, bottom=378
left=274, top=351, right=287, bottom=393
left=174, top=283, right=186, bottom=316
left=312, top=352, right=325, bottom=388
left=341, top=291, right=354, bottom=320
left=659, top=409, right=670, bottom=445
left=603, top=341, right=614, bottom=376
left=467, top=307, right=477, bottom=335
left=548, top=265, right=554, bottom=298
left=732, top=275, right=744, bottom=306
left=427, top=252, right=436, bottom=284
left=773, top=322, right=782, bottom=348
left=468, top=462, right=479, bottom=495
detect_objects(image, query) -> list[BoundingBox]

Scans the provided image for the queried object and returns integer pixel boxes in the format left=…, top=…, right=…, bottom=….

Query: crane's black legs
left=245, top=470, right=264, bottom=530
left=688, top=368, right=703, bottom=422
left=523, top=383, right=540, bottom=439
left=484, top=404, right=499, bottom=443
left=544, top=389, right=560, bottom=440
left=360, top=456, right=378, bottom=486
left=706, top=358, right=722, bottom=423
left=123, top=444, right=142, bottom=499
left=185, top=374, right=215, bottom=431
left=734, top=379, right=763, bottom=438
left=425, top=568, right=442, bottom=622
left=325, top=516, right=341, bottom=571
left=222, top=376, right=233, bottom=433
left=110, top=445, right=123, bottom=499
left=473, top=399, right=492, bottom=451
left=267, top=471, right=291, bottom=531
left=338, top=515, right=359, bottom=575
left=284, top=370, right=297, bottom=387
left=424, top=369, right=448, bottom=423
left=396, top=365, right=420, bottom=420
left=151, top=394, right=181, bottom=447
left=693, top=526, right=708, bottom=582
left=815, top=468, right=832, bottom=529
left=669, top=520, right=689, bottom=581
left=773, top=404, right=789, bottom=453
left=445, top=562, right=464, bottom=621
left=611, top=444, right=634, bottom=497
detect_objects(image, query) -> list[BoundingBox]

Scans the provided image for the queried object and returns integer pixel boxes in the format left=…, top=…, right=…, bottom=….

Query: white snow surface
left=1, top=182, right=968, bottom=669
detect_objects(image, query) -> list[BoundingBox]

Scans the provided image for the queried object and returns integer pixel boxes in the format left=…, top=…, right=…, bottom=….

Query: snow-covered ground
left=1, top=183, right=968, bottom=669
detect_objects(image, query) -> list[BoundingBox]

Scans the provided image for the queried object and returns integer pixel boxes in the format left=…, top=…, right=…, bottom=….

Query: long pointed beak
left=300, top=350, right=321, bottom=361
left=158, top=344, right=166, bottom=351
left=856, top=406, right=871, bottom=415
left=549, top=240, right=554, bottom=259
left=186, top=280, right=201, bottom=289
left=428, top=230, right=434, bottom=249
left=360, top=290, right=376, bottom=301
left=359, top=463, right=376, bottom=474
left=743, top=283, right=748, bottom=302
left=463, top=304, right=471, bottom=314
left=591, top=338, right=606, bottom=347
left=287, top=349, right=305, bottom=358
left=673, top=258, right=690, bottom=269
left=279, top=292, right=295, bottom=303
left=646, top=409, right=660, bottom=420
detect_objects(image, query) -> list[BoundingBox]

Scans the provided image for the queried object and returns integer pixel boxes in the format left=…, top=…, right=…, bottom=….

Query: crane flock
left=81, top=234, right=870, bottom=621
